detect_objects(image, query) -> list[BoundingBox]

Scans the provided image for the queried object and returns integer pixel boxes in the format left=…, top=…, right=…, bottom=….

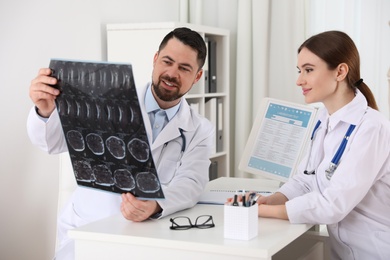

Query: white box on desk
left=224, top=204, right=258, bottom=240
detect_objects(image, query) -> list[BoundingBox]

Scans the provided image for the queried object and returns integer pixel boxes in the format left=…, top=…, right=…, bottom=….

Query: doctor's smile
left=160, top=76, right=180, bottom=90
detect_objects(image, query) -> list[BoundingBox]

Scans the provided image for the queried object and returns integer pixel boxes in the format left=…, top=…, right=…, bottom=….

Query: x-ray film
left=50, top=59, right=164, bottom=200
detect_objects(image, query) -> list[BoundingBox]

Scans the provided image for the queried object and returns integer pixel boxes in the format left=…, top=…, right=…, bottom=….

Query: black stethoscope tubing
left=178, top=128, right=186, bottom=153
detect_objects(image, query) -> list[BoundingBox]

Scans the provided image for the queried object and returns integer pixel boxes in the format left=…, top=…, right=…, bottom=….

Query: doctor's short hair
left=158, top=27, right=207, bottom=71
left=298, top=30, right=378, bottom=110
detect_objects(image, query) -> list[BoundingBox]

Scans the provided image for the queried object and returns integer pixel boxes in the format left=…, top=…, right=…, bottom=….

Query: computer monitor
left=239, top=97, right=318, bottom=183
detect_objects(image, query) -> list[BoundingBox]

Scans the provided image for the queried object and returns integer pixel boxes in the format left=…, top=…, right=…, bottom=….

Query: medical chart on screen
left=49, top=59, right=164, bottom=199
left=239, top=98, right=318, bottom=183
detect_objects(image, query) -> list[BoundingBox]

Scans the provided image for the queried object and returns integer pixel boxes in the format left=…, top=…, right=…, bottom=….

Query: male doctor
left=27, top=27, right=214, bottom=259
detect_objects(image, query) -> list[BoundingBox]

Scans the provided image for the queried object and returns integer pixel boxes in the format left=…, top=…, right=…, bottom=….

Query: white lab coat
left=27, top=83, right=215, bottom=259
left=278, top=90, right=390, bottom=260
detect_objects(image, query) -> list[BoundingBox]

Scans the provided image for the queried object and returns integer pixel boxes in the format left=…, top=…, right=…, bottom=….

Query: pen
left=247, top=192, right=256, bottom=206
left=251, top=194, right=260, bottom=206
left=232, top=193, right=239, bottom=206
left=242, top=193, right=246, bottom=207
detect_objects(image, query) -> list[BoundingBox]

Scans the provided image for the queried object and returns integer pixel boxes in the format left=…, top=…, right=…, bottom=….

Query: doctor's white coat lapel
left=136, top=83, right=192, bottom=153
left=152, top=102, right=193, bottom=149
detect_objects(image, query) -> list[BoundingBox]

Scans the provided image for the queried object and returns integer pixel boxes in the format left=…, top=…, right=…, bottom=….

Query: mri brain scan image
left=114, top=169, right=136, bottom=191
left=106, top=136, right=126, bottom=159
left=67, top=130, right=85, bottom=152
left=86, top=133, right=105, bottom=155
left=74, top=160, right=95, bottom=182
left=128, top=138, right=150, bottom=162
left=93, top=164, right=115, bottom=186
left=136, top=172, right=161, bottom=193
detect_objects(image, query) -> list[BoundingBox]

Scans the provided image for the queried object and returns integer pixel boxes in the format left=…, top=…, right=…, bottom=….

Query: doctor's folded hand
left=121, top=193, right=162, bottom=222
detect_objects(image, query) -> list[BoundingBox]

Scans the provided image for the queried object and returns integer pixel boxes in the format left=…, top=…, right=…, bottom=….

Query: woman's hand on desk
left=120, top=193, right=162, bottom=222
left=256, top=192, right=288, bottom=205
left=256, top=192, right=289, bottom=220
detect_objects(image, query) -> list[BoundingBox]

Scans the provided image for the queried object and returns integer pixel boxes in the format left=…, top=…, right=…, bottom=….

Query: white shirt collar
left=319, top=89, right=368, bottom=131
left=144, top=85, right=181, bottom=121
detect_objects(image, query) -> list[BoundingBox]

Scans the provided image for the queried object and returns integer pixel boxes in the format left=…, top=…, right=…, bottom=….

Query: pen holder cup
left=224, top=204, right=258, bottom=240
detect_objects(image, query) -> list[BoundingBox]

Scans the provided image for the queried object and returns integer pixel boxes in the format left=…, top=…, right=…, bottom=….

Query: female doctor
left=249, top=31, right=390, bottom=259
left=27, top=27, right=214, bottom=259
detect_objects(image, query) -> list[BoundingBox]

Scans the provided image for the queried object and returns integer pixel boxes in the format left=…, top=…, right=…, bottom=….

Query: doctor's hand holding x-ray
left=27, top=27, right=215, bottom=259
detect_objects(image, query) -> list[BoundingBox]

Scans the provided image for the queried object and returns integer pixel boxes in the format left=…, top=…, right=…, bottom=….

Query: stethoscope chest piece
left=325, top=163, right=337, bottom=180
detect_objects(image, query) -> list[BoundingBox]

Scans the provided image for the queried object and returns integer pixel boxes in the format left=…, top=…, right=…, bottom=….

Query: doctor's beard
left=152, top=76, right=185, bottom=102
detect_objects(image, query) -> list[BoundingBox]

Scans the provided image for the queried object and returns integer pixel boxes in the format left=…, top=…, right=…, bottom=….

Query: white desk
left=69, top=204, right=314, bottom=260
left=69, top=177, right=315, bottom=260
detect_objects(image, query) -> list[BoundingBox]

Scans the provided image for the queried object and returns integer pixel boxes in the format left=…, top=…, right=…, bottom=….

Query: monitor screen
left=239, top=98, right=318, bottom=183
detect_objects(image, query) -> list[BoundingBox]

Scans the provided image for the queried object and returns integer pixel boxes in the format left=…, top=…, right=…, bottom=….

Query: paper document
left=239, top=98, right=318, bottom=183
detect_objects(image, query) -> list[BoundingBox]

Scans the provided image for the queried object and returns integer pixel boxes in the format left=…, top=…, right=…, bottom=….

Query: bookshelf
left=106, top=22, right=230, bottom=179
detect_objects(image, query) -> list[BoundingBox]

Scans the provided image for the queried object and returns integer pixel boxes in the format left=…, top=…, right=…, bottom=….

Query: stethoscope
left=304, top=120, right=356, bottom=180
left=176, top=128, right=186, bottom=156
left=156, top=128, right=186, bottom=184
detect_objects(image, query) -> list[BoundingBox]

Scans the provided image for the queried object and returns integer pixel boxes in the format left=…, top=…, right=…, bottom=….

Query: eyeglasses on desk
left=169, top=215, right=215, bottom=230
